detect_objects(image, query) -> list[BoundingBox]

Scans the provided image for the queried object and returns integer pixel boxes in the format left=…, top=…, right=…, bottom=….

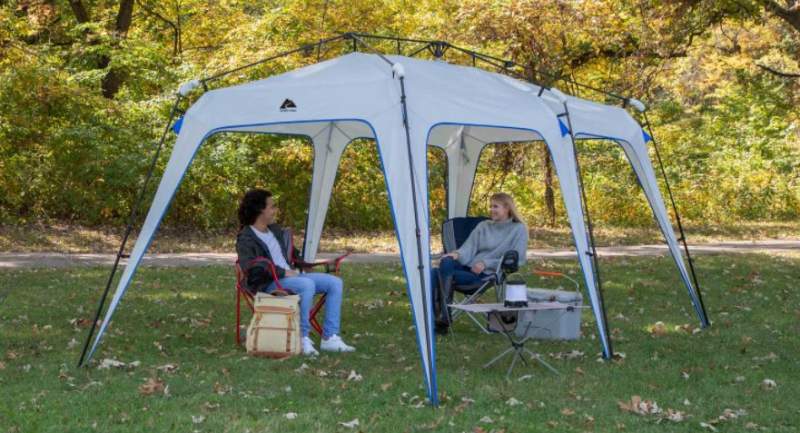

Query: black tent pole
left=77, top=95, right=184, bottom=367
left=641, top=111, right=710, bottom=327
left=561, top=102, right=614, bottom=359
left=396, top=74, right=437, bottom=406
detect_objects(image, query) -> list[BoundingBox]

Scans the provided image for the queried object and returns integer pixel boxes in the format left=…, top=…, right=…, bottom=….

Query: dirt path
left=1, top=240, right=798, bottom=269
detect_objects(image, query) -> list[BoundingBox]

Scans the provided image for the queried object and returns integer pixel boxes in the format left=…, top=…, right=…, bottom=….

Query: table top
left=448, top=302, right=576, bottom=314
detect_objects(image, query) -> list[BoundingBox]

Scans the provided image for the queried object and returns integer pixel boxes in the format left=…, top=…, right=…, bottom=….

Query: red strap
left=533, top=270, right=564, bottom=277
left=245, top=256, right=285, bottom=291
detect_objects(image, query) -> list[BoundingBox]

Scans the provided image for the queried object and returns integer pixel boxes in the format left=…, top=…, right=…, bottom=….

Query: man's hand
left=470, top=261, right=485, bottom=274
left=442, top=252, right=459, bottom=260
left=284, top=269, right=299, bottom=277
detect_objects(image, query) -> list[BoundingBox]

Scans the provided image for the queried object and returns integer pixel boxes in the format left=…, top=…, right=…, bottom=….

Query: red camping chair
left=234, top=234, right=350, bottom=345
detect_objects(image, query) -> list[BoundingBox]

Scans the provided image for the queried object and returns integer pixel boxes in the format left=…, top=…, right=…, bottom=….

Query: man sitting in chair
left=431, top=192, right=529, bottom=335
left=236, top=188, right=355, bottom=356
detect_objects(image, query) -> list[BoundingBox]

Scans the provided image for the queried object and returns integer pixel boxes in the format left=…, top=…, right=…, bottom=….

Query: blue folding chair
left=437, top=216, right=520, bottom=331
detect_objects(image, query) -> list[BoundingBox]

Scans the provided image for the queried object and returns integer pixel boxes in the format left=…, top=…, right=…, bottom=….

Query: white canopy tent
left=82, top=50, right=709, bottom=405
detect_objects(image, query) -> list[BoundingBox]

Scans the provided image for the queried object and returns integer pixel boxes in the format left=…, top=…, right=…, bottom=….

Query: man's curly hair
left=238, top=189, right=272, bottom=228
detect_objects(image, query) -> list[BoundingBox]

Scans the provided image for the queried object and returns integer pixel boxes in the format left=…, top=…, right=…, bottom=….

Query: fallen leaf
left=191, top=415, right=205, bottom=424
left=479, top=416, right=493, bottom=424
left=506, top=397, right=522, bottom=406
left=213, top=382, right=230, bottom=395
left=338, top=419, right=359, bottom=429
left=284, top=412, right=298, bottom=420
left=139, top=377, right=165, bottom=396
left=517, top=374, right=534, bottom=381
left=347, top=370, right=363, bottom=381
left=0, top=362, right=5, bottom=370
left=156, top=364, right=178, bottom=374
left=472, top=427, right=487, bottom=433
left=700, top=422, right=718, bottom=431
left=649, top=321, right=668, bottom=336
left=761, top=379, right=777, bottom=390
left=665, top=409, right=686, bottom=422
left=97, top=359, right=126, bottom=370
left=67, top=338, right=79, bottom=349
left=719, top=408, right=747, bottom=420
left=561, top=408, right=575, bottom=416
left=618, top=395, right=662, bottom=416
left=380, top=383, right=392, bottom=391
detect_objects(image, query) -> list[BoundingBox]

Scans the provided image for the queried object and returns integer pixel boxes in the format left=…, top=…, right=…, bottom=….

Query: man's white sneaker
left=302, top=336, right=319, bottom=356
left=320, top=335, right=356, bottom=352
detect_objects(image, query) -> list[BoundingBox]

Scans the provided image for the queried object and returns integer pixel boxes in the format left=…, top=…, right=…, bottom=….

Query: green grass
left=1, top=254, right=799, bottom=432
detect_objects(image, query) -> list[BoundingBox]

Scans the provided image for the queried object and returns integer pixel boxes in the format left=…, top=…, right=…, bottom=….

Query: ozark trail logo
left=280, top=98, right=297, bottom=112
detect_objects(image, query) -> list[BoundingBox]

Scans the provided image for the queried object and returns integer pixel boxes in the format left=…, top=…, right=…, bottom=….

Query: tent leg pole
left=350, top=33, right=437, bottom=406
left=562, top=102, right=614, bottom=360
left=397, top=75, right=437, bottom=406
left=77, top=95, right=183, bottom=367
left=642, top=112, right=709, bottom=327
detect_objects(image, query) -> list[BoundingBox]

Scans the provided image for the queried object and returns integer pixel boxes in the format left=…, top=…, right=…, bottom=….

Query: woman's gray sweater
left=455, top=219, right=528, bottom=272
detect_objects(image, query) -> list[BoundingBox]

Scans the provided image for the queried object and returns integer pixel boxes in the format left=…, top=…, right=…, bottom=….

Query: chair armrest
left=294, top=251, right=351, bottom=274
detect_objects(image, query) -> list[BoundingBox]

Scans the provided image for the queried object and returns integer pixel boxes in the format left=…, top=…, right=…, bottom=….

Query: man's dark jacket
left=236, top=224, right=300, bottom=294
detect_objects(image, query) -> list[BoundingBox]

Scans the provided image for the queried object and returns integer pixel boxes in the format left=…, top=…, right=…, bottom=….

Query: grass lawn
left=1, top=254, right=798, bottom=432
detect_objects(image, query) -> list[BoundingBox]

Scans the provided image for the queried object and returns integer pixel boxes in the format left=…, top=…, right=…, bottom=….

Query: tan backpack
left=246, top=294, right=301, bottom=358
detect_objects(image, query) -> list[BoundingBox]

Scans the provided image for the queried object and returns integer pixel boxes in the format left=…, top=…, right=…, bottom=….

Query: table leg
left=524, top=349, right=560, bottom=375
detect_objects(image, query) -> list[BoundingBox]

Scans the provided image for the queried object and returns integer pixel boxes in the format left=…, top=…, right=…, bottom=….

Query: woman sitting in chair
left=236, top=188, right=355, bottom=356
left=431, top=192, right=529, bottom=334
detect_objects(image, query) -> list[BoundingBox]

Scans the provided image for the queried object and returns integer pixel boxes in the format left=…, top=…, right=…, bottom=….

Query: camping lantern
left=504, top=274, right=528, bottom=308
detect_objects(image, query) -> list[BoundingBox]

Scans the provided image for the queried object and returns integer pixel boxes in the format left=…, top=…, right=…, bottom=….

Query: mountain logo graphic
left=280, top=99, right=297, bottom=112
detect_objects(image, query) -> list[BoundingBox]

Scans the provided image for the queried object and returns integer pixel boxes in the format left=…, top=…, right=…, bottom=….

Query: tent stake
left=77, top=95, right=184, bottom=367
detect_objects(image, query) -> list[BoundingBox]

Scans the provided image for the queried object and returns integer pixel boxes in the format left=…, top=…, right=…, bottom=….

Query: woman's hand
left=470, top=261, right=485, bottom=274
left=284, top=269, right=299, bottom=277
left=442, top=252, right=459, bottom=260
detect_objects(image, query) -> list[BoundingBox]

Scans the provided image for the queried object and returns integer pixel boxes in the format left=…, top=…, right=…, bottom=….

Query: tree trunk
left=542, top=143, right=556, bottom=226
left=100, top=0, right=135, bottom=99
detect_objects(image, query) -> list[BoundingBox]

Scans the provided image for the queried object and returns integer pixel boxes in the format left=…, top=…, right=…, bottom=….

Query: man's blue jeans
left=266, top=273, right=343, bottom=338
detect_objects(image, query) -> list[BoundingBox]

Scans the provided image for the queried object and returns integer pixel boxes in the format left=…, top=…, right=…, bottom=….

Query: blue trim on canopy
left=642, top=129, right=652, bottom=143
left=172, top=116, right=184, bottom=134
left=559, top=119, right=570, bottom=137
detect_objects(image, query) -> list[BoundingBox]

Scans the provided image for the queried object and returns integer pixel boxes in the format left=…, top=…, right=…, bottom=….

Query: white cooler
left=515, top=288, right=583, bottom=339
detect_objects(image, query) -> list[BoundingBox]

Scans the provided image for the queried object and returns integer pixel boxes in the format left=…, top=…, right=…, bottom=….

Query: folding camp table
left=449, top=302, right=569, bottom=378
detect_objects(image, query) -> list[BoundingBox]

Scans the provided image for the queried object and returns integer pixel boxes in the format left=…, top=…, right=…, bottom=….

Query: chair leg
left=309, top=294, right=326, bottom=337
left=236, top=289, right=242, bottom=346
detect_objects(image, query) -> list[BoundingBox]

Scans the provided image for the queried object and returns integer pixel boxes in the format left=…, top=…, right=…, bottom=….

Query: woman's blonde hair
left=490, top=192, right=524, bottom=224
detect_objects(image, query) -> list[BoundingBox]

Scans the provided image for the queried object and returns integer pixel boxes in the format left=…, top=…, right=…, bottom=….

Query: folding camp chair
left=234, top=229, right=350, bottom=345
left=438, top=216, right=520, bottom=331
